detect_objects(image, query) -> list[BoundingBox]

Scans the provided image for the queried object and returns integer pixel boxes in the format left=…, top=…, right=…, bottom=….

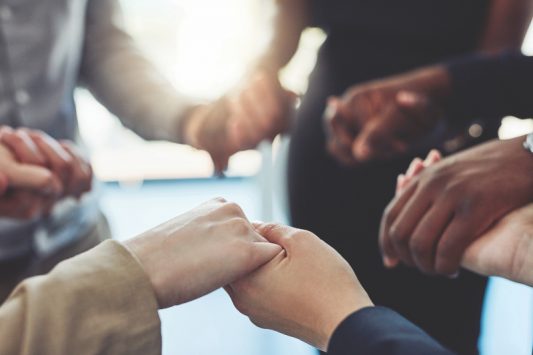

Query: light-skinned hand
left=226, top=223, right=373, bottom=351
left=123, top=198, right=283, bottom=309
left=5, top=128, right=93, bottom=199
left=185, top=70, right=296, bottom=173
left=0, top=134, right=64, bottom=219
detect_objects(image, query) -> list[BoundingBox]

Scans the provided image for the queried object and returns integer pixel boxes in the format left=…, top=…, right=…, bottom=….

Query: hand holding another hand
left=388, top=145, right=533, bottom=285
left=226, top=223, right=372, bottom=351
left=124, top=198, right=282, bottom=309
left=185, top=70, right=297, bottom=173
left=325, top=66, right=449, bottom=165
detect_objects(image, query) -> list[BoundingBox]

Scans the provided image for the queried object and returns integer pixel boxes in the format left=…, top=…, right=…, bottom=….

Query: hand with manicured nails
left=324, top=66, right=449, bottom=165
left=382, top=136, right=533, bottom=277
left=394, top=150, right=533, bottom=286
left=185, top=70, right=297, bottom=173
left=124, top=198, right=283, bottom=309
left=226, top=223, right=373, bottom=351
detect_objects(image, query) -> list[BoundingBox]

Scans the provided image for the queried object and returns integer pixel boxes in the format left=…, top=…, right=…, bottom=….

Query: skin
left=395, top=150, right=533, bottom=286
left=183, top=0, right=308, bottom=173
left=0, top=127, right=93, bottom=219
left=324, top=68, right=450, bottom=164
left=124, top=198, right=282, bottom=309
left=185, top=74, right=296, bottom=173
left=382, top=138, right=533, bottom=276
left=226, top=223, right=372, bottom=352
left=325, top=0, right=532, bottom=165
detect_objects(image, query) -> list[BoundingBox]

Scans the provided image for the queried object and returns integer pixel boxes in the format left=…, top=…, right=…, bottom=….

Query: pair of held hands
left=321, top=64, right=533, bottom=279
left=184, top=70, right=297, bottom=172
left=124, top=196, right=533, bottom=352
left=0, top=127, right=92, bottom=219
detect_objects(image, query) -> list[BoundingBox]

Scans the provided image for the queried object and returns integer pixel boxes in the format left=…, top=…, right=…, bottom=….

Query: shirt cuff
left=446, top=50, right=530, bottom=121
left=328, top=306, right=452, bottom=355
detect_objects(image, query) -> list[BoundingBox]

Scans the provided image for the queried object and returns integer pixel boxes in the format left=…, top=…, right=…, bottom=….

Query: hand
left=1, top=128, right=92, bottom=199
left=0, top=139, right=63, bottom=219
left=325, top=66, right=450, bottom=165
left=395, top=151, right=533, bottom=286
left=185, top=70, right=296, bottom=172
left=226, top=223, right=373, bottom=351
left=123, top=198, right=282, bottom=309
left=381, top=136, right=533, bottom=276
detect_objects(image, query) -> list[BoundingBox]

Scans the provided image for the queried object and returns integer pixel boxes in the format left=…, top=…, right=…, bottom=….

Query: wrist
left=123, top=234, right=166, bottom=309
left=400, top=65, right=452, bottom=104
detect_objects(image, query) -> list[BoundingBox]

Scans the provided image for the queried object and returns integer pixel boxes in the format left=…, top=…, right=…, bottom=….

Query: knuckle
left=212, top=197, right=227, bottom=204
left=390, top=225, right=409, bottom=245
left=223, top=202, right=244, bottom=216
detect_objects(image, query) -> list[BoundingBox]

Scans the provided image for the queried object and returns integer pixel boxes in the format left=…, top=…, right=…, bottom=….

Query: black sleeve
left=446, top=51, right=533, bottom=122
left=327, top=307, right=455, bottom=355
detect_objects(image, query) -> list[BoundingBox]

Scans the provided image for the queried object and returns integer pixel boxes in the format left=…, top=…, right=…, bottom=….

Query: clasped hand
left=0, top=126, right=93, bottom=219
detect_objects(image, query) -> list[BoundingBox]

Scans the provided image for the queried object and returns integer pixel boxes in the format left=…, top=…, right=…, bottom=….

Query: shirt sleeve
left=446, top=51, right=533, bottom=121
left=327, top=307, right=454, bottom=355
left=0, top=240, right=162, bottom=355
left=80, top=0, right=197, bottom=143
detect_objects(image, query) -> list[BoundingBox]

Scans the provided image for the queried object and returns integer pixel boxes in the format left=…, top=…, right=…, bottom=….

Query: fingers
left=435, top=217, right=478, bottom=276
left=380, top=181, right=418, bottom=266
left=0, top=128, right=46, bottom=166
left=409, top=201, right=454, bottom=273
left=249, top=242, right=284, bottom=268
left=59, top=141, right=93, bottom=198
left=7, top=164, right=63, bottom=196
left=253, top=222, right=300, bottom=250
left=324, top=97, right=358, bottom=166
left=389, top=187, right=434, bottom=267
left=25, top=130, right=73, bottom=182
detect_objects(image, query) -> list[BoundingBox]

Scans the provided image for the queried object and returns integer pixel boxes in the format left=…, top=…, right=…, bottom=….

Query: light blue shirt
left=0, top=0, right=192, bottom=260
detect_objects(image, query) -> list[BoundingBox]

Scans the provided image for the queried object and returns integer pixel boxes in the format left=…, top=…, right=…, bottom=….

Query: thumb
left=7, top=164, right=63, bottom=196
left=249, top=241, right=284, bottom=268
left=352, top=119, right=407, bottom=161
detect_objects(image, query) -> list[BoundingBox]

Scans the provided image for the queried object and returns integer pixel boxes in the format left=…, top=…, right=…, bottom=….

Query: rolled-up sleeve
left=80, top=0, right=196, bottom=142
left=0, top=240, right=161, bottom=355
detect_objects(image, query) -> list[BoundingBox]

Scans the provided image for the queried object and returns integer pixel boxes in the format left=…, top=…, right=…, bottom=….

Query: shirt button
left=15, top=90, right=30, bottom=106
left=0, top=6, right=13, bottom=21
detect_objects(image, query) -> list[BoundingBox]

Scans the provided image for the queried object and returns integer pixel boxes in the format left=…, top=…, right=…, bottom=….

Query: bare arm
left=255, top=0, right=311, bottom=73
left=478, top=0, right=533, bottom=52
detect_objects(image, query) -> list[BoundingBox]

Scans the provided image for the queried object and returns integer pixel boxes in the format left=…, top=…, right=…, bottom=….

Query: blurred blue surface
left=100, top=178, right=532, bottom=355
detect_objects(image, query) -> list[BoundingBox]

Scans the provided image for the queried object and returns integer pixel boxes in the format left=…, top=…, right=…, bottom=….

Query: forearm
left=254, top=0, right=310, bottom=73
left=328, top=307, right=454, bottom=355
left=0, top=240, right=161, bottom=355
left=477, top=0, right=533, bottom=53
left=80, top=0, right=196, bottom=143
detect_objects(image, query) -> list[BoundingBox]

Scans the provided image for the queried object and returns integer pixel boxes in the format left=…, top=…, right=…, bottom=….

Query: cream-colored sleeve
left=80, top=0, right=197, bottom=143
left=0, top=240, right=162, bottom=355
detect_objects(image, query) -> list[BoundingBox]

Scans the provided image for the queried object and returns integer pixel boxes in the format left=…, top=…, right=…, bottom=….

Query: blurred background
left=76, top=1, right=533, bottom=354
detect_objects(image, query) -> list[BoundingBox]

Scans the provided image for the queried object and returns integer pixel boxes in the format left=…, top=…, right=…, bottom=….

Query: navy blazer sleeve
left=446, top=51, right=533, bottom=121
left=327, top=307, right=454, bottom=355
